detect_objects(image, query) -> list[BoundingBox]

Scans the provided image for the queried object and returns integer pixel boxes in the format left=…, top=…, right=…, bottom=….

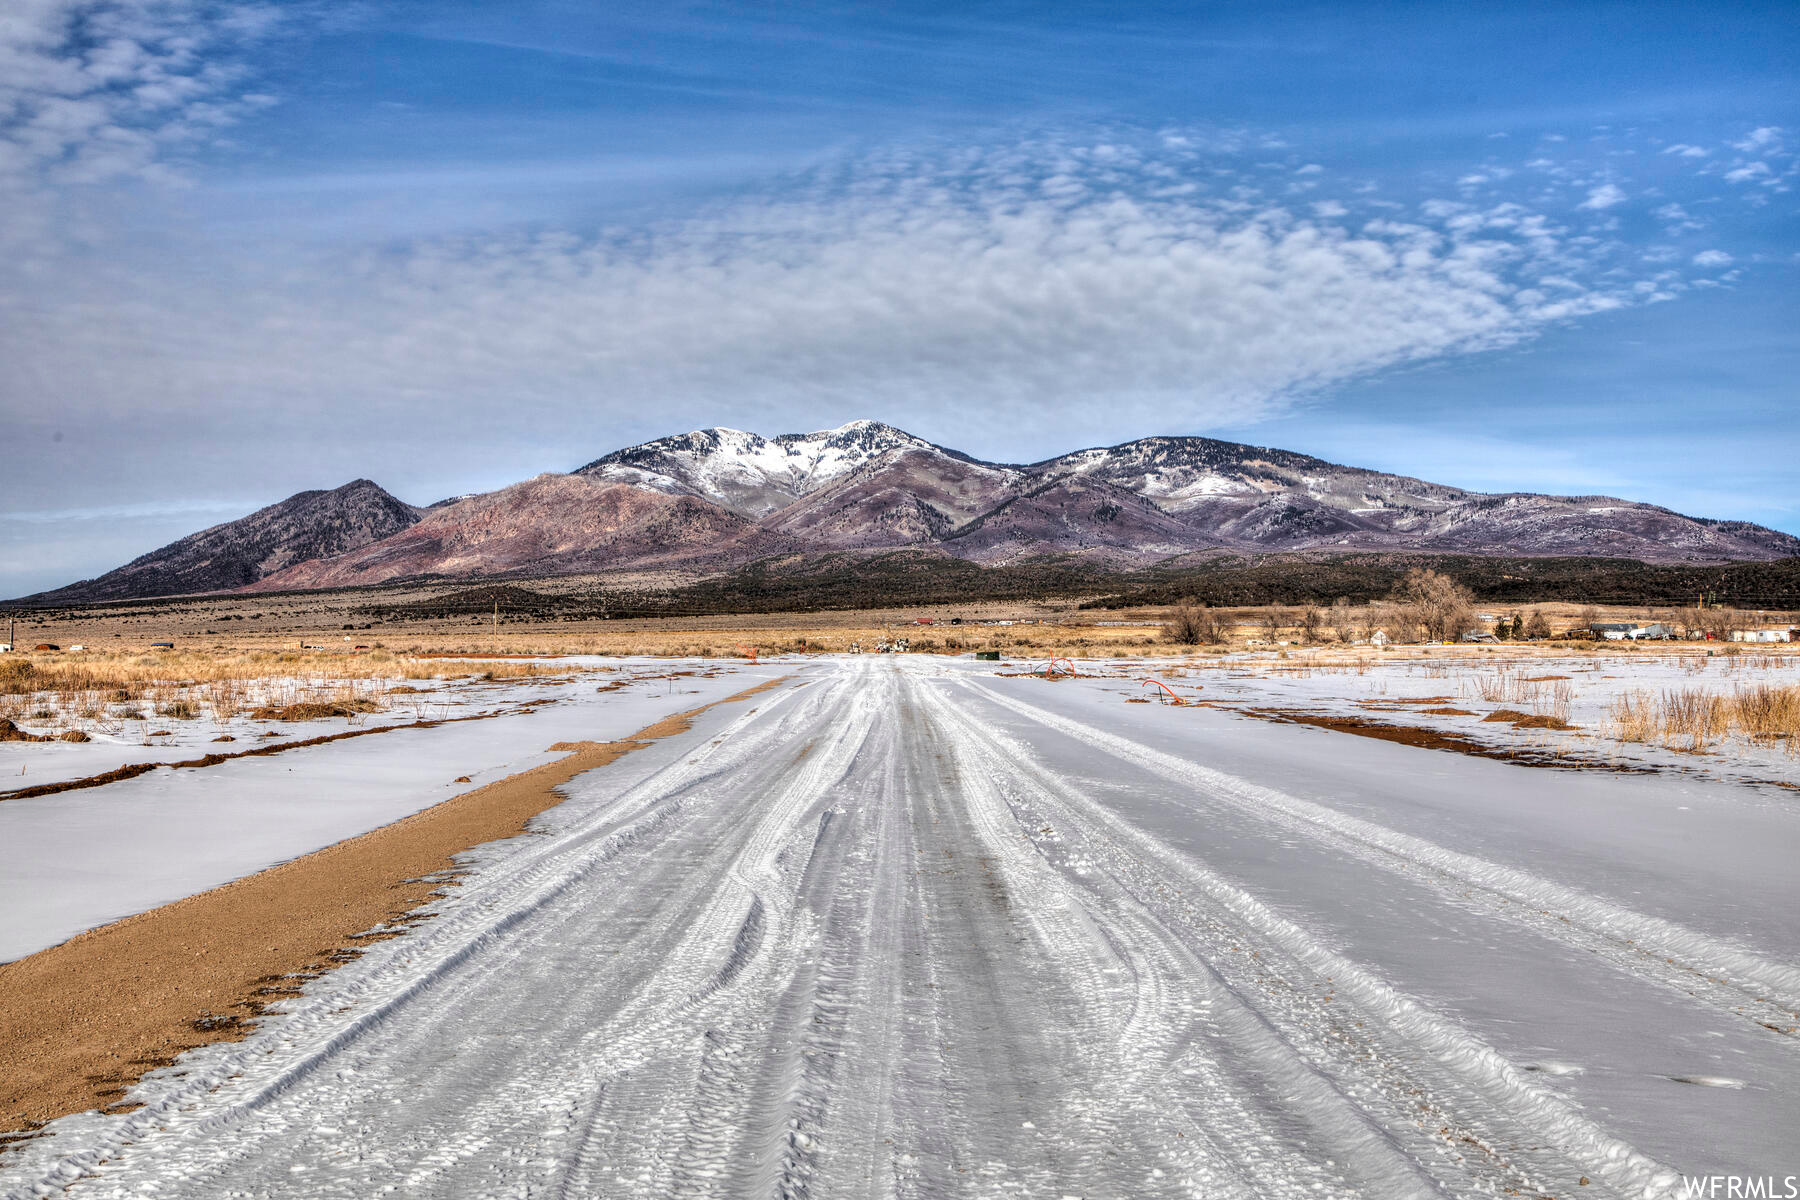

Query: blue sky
left=2, top=0, right=1796, bottom=596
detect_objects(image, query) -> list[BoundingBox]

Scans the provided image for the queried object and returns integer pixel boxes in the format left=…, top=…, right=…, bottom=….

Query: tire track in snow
left=961, top=676, right=1800, bottom=1036
left=4, top=658, right=1758, bottom=1200
left=2, top=674, right=829, bottom=1199
left=926, top=666, right=1687, bottom=1199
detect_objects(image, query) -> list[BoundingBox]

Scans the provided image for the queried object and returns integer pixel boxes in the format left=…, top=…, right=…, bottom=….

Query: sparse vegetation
left=1162, top=602, right=1223, bottom=646
left=1608, top=684, right=1800, bottom=754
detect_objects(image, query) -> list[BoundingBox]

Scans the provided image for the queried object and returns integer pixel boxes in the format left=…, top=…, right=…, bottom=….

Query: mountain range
left=20, top=420, right=1799, bottom=604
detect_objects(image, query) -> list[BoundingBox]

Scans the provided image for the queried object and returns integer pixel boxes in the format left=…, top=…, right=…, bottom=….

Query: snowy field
left=3, top=654, right=1797, bottom=1198
left=0, top=659, right=785, bottom=963
left=1093, top=647, right=1800, bottom=788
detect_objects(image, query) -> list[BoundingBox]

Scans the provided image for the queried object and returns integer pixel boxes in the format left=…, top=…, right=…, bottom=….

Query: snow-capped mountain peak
left=574, top=419, right=948, bottom=518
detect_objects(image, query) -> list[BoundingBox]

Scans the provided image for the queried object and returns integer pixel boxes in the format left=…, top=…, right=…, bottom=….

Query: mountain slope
left=21, top=480, right=424, bottom=604
left=757, top=449, right=1026, bottom=549
left=1034, top=435, right=1799, bottom=562
left=941, top=475, right=1213, bottom=565
left=242, top=474, right=759, bottom=592
left=574, top=419, right=974, bottom=518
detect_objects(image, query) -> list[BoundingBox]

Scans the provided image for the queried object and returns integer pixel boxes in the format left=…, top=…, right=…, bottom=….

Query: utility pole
left=493, top=599, right=499, bottom=655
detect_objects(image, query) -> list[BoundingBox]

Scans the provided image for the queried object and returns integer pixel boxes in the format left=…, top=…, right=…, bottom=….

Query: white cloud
left=1691, top=249, right=1733, bottom=268
left=1723, top=161, right=1772, bottom=184
left=1660, top=144, right=1709, bottom=158
left=0, top=0, right=285, bottom=195
left=2, top=139, right=1655, bottom=462
left=1577, top=183, right=1626, bottom=210
left=1732, top=127, right=1783, bottom=153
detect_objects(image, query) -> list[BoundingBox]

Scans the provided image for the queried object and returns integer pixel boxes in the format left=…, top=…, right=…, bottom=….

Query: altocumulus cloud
left=0, top=0, right=285, bottom=255
left=4, top=135, right=1656, bottom=455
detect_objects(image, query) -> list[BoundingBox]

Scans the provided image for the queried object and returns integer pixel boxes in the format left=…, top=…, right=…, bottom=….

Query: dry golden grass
left=0, top=649, right=606, bottom=737
left=1607, top=685, right=1800, bottom=754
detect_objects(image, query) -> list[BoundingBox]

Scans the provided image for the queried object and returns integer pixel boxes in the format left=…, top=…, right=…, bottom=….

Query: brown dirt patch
left=1240, top=708, right=1639, bottom=772
left=0, top=719, right=50, bottom=743
left=1420, top=707, right=1476, bottom=716
left=1483, top=709, right=1578, bottom=730
left=246, top=699, right=382, bottom=721
left=0, top=675, right=790, bottom=1141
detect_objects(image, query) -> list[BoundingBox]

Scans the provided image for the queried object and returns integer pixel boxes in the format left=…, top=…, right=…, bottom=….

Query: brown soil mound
left=1484, top=708, right=1577, bottom=730
left=247, top=699, right=383, bottom=721
left=0, top=719, right=50, bottom=743
left=0, top=675, right=789, bottom=1144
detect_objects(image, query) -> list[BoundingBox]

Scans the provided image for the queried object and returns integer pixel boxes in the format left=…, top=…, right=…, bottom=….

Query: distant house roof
left=1589, top=622, right=1639, bottom=632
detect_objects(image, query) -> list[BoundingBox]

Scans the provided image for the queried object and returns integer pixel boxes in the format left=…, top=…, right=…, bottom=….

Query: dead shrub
left=1163, top=603, right=1223, bottom=646
left=1730, top=684, right=1800, bottom=751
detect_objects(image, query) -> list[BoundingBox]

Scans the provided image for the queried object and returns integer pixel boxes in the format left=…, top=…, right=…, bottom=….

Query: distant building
left=1586, top=622, right=1680, bottom=641
left=1731, top=628, right=1798, bottom=643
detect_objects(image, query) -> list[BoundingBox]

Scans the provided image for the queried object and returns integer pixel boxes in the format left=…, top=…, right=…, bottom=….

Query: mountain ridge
left=16, top=422, right=1799, bottom=603
left=19, top=480, right=425, bottom=605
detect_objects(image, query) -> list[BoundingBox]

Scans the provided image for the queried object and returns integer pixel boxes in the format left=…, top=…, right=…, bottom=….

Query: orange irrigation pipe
left=1139, top=677, right=1185, bottom=704
left=1038, top=657, right=1078, bottom=677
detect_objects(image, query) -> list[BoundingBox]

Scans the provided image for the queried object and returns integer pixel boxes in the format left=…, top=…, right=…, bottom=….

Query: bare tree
left=1329, top=596, right=1361, bottom=643
left=1298, top=606, right=1324, bottom=643
left=1260, top=607, right=1290, bottom=642
left=1676, top=605, right=1748, bottom=640
left=1163, top=601, right=1223, bottom=646
left=1395, top=568, right=1476, bottom=643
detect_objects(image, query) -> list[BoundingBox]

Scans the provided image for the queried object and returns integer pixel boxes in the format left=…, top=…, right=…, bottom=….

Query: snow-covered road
left=6, top=657, right=1796, bottom=1198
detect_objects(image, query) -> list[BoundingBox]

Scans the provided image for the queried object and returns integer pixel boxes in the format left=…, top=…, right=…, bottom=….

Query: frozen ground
left=3, top=655, right=1797, bottom=1198
left=1111, top=648, right=1800, bottom=788
left=0, top=659, right=783, bottom=963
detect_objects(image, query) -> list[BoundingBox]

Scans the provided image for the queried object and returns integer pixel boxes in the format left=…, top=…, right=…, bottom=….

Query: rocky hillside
left=1030, top=436, right=1797, bottom=562
left=21, top=480, right=424, bottom=604
left=243, top=474, right=763, bottom=593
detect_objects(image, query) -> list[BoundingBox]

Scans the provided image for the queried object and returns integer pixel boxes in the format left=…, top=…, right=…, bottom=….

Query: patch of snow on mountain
left=580, top=420, right=941, bottom=517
